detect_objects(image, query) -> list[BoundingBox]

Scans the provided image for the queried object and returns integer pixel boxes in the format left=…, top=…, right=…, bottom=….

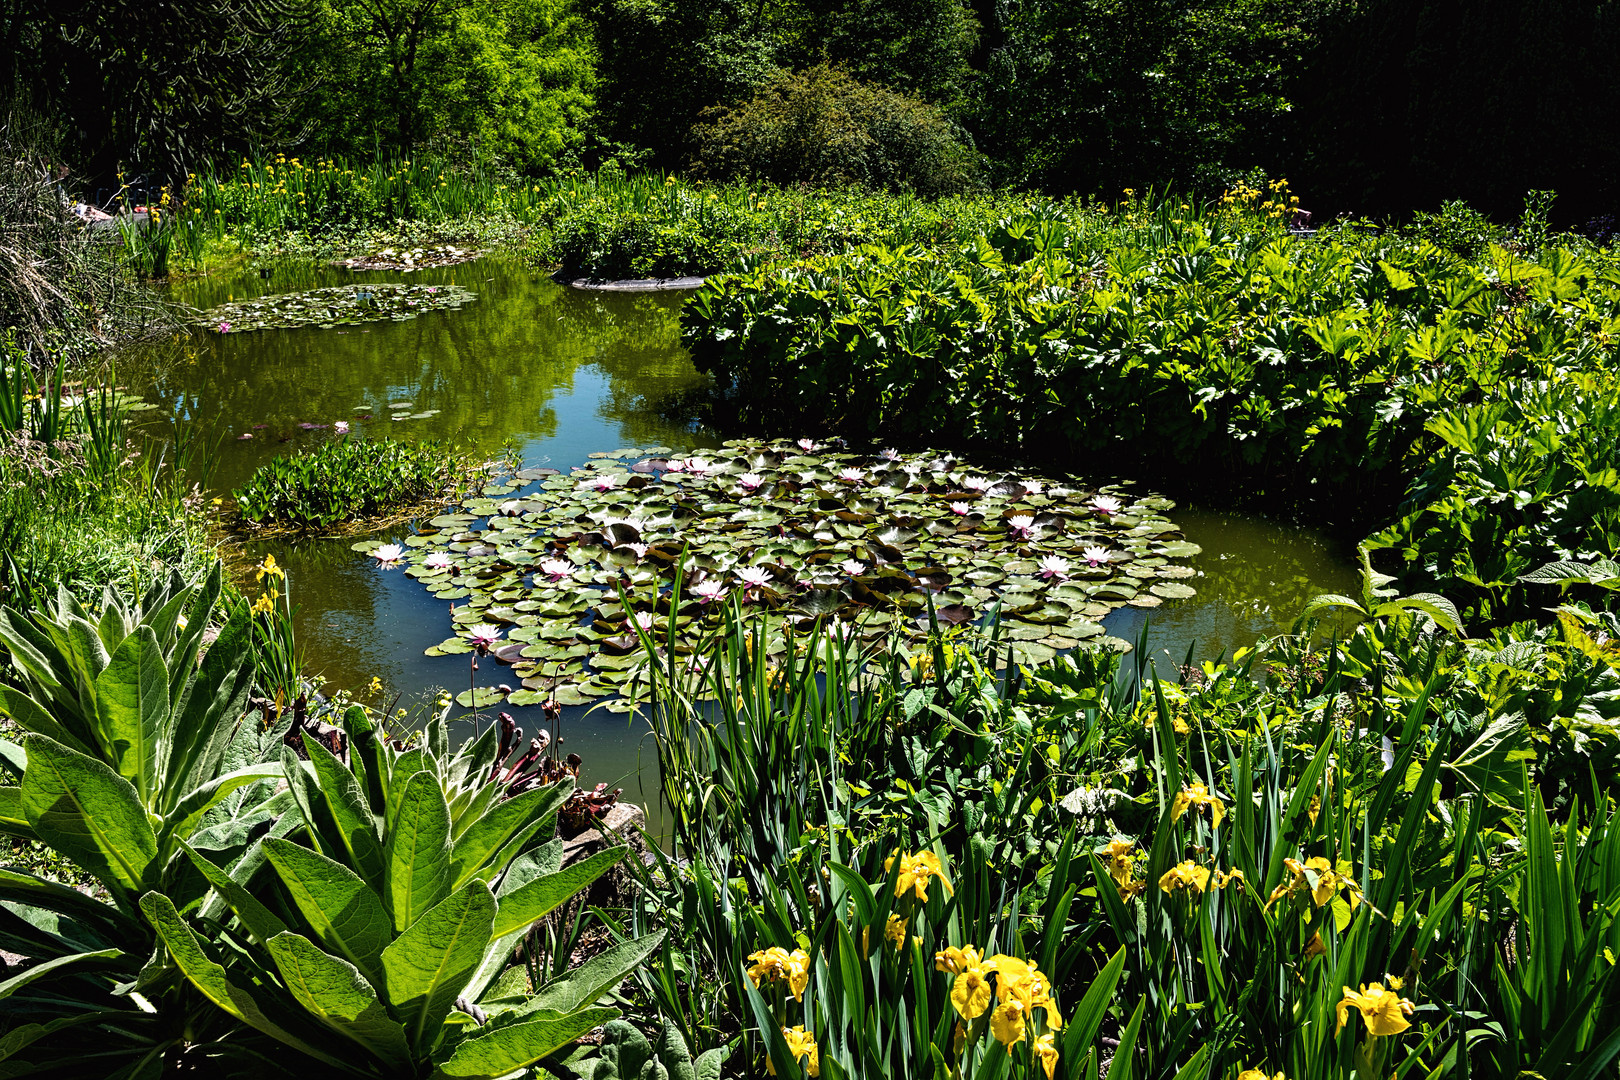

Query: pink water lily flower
left=1082, top=546, right=1112, bottom=567
left=538, top=558, right=573, bottom=583
left=465, top=623, right=501, bottom=650
left=372, top=543, right=404, bottom=566
left=840, top=559, right=867, bottom=577
left=797, top=438, right=819, bottom=452
left=633, top=611, right=657, bottom=632
left=1007, top=514, right=1036, bottom=540
left=333, top=420, right=350, bottom=433
left=1091, top=495, right=1123, bottom=515
left=218, top=321, right=231, bottom=333
left=581, top=473, right=618, bottom=493
left=879, top=448, right=902, bottom=462
left=738, top=472, right=764, bottom=492
left=1039, top=555, right=1071, bottom=581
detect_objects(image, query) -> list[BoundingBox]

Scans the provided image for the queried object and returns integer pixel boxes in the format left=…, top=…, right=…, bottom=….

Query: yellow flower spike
left=1336, top=982, right=1414, bottom=1038
left=1158, top=860, right=1211, bottom=894
left=1035, top=1032, right=1059, bottom=1080
left=885, top=849, right=952, bottom=902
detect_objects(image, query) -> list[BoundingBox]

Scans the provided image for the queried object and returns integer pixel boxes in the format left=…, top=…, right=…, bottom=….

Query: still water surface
left=126, top=256, right=1357, bottom=822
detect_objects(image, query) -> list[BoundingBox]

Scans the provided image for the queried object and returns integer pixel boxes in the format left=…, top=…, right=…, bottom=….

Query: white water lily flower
left=684, top=457, right=712, bottom=475
left=423, top=551, right=453, bottom=571
left=581, top=473, right=618, bottom=493
left=1082, top=546, right=1112, bottom=567
left=949, top=501, right=972, bottom=516
left=333, top=420, right=350, bottom=433
left=797, top=438, right=819, bottom=452
left=692, top=578, right=727, bottom=604
left=1021, top=480, right=1044, bottom=496
left=633, top=611, right=657, bottom=631
left=1007, top=514, right=1036, bottom=539
left=838, top=467, right=865, bottom=483
left=840, top=559, right=867, bottom=577
left=738, top=566, right=773, bottom=589
left=738, top=472, right=764, bottom=492
left=1091, top=495, right=1123, bottom=515
left=372, top=543, right=404, bottom=566
left=624, top=542, right=649, bottom=558
left=879, top=448, right=902, bottom=461
left=1039, top=555, right=1071, bottom=581
left=538, top=558, right=573, bottom=583
left=961, top=476, right=992, bottom=492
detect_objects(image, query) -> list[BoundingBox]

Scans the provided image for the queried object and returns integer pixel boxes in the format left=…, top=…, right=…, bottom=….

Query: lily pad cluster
left=333, top=244, right=481, bottom=272
left=355, top=439, right=1201, bottom=711
left=196, top=283, right=475, bottom=332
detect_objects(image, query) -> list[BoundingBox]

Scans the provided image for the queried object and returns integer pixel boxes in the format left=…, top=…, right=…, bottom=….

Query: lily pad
left=197, top=283, right=476, bottom=333
left=393, top=439, right=1200, bottom=701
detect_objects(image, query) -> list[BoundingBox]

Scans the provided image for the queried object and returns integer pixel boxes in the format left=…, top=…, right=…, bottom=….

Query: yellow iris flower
left=1158, top=860, right=1212, bottom=894
left=1237, top=1070, right=1286, bottom=1080
left=886, top=849, right=953, bottom=902
left=1035, top=1033, right=1059, bottom=1080
left=746, top=946, right=810, bottom=1002
left=1171, top=782, right=1227, bottom=828
left=1336, top=982, right=1415, bottom=1038
left=1267, top=856, right=1363, bottom=913
left=769, top=1026, right=819, bottom=1077
left=256, top=553, right=285, bottom=582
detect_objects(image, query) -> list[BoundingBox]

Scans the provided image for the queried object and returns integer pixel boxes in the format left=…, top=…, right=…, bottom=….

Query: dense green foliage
left=629, top=599, right=1620, bottom=1078
left=0, top=575, right=652, bottom=1076
left=232, top=435, right=470, bottom=530
left=682, top=200, right=1620, bottom=624
left=690, top=64, right=980, bottom=195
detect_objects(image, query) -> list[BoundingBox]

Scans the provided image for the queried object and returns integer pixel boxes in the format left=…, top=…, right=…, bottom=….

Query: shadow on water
left=115, top=255, right=1359, bottom=836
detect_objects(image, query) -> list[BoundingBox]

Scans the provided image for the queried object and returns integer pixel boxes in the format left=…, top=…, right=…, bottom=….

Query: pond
left=123, top=255, right=1359, bottom=827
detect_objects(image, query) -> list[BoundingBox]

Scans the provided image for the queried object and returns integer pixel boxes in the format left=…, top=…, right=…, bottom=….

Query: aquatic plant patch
left=333, top=243, right=482, bottom=271
left=194, top=282, right=475, bottom=332
left=356, top=439, right=1200, bottom=710
left=233, top=435, right=474, bottom=529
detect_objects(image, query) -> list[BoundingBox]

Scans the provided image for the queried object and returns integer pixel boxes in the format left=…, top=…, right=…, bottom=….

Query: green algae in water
left=357, top=438, right=1202, bottom=711
left=197, top=282, right=476, bottom=333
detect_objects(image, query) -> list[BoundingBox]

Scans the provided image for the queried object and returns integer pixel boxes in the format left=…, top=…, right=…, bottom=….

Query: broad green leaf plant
left=147, top=703, right=662, bottom=1078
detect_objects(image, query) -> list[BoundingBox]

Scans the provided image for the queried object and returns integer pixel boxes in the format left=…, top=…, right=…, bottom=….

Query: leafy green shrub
left=232, top=435, right=468, bottom=529
left=692, top=64, right=980, bottom=197
left=1409, top=199, right=1505, bottom=259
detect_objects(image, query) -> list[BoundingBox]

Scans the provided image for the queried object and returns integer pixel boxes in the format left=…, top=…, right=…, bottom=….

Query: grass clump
left=231, top=435, right=473, bottom=530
